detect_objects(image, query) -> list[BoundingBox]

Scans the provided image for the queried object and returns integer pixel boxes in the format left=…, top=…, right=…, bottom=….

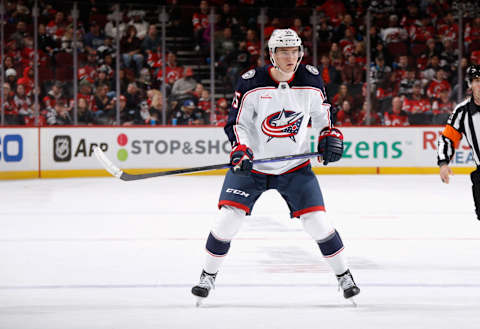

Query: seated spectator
left=402, top=81, right=432, bottom=124
left=380, top=14, right=408, bottom=46
left=114, top=95, right=135, bottom=126
left=5, top=41, right=22, bottom=69
left=318, top=54, right=341, bottom=88
left=245, top=29, right=260, bottom=59
left=142, top=24, right=162, bottom=53
left=336, top=100, right=356, bottom=126
left=213, top=97, right=229, bottom=126
left=76, top=97, right=95, bottom=125
left=17, top=66, right=34, bottom=96
left=61, top=27, right=85, bottom=53
left=97, top=36, right=115, bottom=64
left=171, top=99, right=207, bottom=125
left=431, top=87, right=454, bottom=124
left=465, top=17, right=480, bottom=54
left=370, top=54, right=391, bottom=89
left=215, top=27, right=236, bottom=68
left=357, top=101, right=382, bottom=125
left=341, top=54, right=363, bottom=86
left=437, top=12, right=458, bottom=43
left=127, top=10, right=148, bottom=40
left=264, top=17, right=281, bottom=39
left=43, top=82, right=66, bottom=112
left=328, top=42, right=342, bottom=67
left=3, top=56, right=18, bottom=77
left=137, top=68, right=153, bottom=90
left=78, top=80, right=95, bottom=110
left=149, top=90, right=164, bottom=119
left=317, top=15, right=334, bottom=42
left=137, top=100, right=156, bottom=124
left=192, top=0, right=209, bottom=51
left=14, top=84, right=34, bottom=124
left=421, top=55, right=442, bottom=83
left=9, top=21, right=29, bottom=48
left=156, top=51, right=184, bottom=93
left=125, top=82, right=141, bottom=116
left=46, top=11, right=67, bottom=41
left=78, top=50, right=98, bottom=84
left=398, top=67, right=417, bottom=97
left=384, top=96, right=409, bottom=126
left=38, top=23, right=56, bottom=57
left=46, top=99, right=72, bottom=125
left=121, top=25, right=144, bottom=73
left=171, top=67, right=197, bottom=100
left=95, top=65, right=113, bottom=90
left=92, top=84, right=115, bottom=124
left=332, top=83, right=354, bottom=108
left=426, top=68, right=451, bottom=100
left=21, top=36, right=48, bottom=68
left=84, top=21, right=105, bottom=53
left=198, top=89, right=211, bottom=113
left=339, top=29, right=356, bottom=58
left=224, top=40, right=251, bottom=89
left=3, top=83, right=21, bottom=125
left=5, top=68, right=17, bottom=91
left=105, top=10, right=126, bottom=39
left=392, top=55, right=409, bottom=82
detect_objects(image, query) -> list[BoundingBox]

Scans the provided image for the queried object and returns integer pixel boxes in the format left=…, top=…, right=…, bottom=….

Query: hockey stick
left=94, top=147, right=321, bottom=181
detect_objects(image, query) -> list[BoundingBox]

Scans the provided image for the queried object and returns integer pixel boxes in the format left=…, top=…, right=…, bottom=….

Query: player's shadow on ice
left=198, top=303, right=356, bottom=309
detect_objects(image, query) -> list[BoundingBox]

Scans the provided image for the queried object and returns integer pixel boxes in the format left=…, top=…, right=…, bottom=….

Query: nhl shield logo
left=53, top=135, right=72, bottom=162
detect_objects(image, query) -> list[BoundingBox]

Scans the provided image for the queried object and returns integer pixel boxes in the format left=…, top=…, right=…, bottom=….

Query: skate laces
left=198, top=273, right=215, bottom=290
left=338, top=273, right=355, bottom=291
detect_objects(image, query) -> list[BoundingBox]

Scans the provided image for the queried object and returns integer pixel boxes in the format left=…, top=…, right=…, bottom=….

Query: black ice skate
left=191, top=270, right=216, bottom=307
left=336, top=269, right=360, bottom=305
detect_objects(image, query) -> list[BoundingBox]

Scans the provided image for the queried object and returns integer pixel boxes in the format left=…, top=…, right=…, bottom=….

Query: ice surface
left=0, top=174, right=479, bottom=329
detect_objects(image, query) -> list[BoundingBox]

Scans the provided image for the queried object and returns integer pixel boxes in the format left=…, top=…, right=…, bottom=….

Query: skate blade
left=348, top=297, right=358, bottom=307
left=195, top=297, right=206, bottom=307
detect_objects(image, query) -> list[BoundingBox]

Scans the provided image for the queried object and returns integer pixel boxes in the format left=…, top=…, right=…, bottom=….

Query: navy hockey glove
left=230, top=144, right=254, bottom=175
left=318, top=128, right=344, bottom=166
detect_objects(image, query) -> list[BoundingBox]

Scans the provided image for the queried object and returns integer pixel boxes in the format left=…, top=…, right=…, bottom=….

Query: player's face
left=274, top=47, right=299, bottom=73
left=472, top=78, right=480, bottom=104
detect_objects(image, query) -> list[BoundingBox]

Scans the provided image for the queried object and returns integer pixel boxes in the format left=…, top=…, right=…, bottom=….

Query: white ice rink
left=1, top=174, right=479, bottom=329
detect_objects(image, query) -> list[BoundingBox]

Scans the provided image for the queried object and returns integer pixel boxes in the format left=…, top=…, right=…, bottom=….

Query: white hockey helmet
left=268, top=28, right=304, bottom=73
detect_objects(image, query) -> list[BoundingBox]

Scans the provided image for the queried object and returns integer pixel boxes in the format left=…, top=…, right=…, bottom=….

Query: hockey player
left=191, top=29, right=360, bottom=305
left=438, top=64, right=480, bottom=219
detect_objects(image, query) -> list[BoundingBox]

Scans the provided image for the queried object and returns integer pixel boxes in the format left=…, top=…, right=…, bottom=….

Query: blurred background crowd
left=1, top=0, right=480, bottom=127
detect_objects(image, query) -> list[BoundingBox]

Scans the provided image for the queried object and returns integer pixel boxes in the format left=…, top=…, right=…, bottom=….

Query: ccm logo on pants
left=225, top=188, right=250, bottom=198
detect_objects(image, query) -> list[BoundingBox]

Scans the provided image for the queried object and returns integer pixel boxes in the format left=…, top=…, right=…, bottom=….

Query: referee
left=437, top=64, right=480, bottom=219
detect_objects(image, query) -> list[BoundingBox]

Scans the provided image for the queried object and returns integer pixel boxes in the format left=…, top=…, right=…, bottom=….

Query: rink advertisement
left=0, top=126, right=475, bottom=179
left=0, top=127, right=39, bottom=179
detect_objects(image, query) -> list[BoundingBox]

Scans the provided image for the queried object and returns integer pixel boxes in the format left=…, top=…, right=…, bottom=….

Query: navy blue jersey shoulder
left=235, top=66, right=276, bottom=95
left=291, top=64, right=325, bottom=91
left=224, top=66, right=275, bottom=146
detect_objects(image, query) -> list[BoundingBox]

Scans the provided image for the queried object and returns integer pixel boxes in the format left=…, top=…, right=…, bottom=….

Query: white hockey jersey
left=224, top=64, right=333, bottom=175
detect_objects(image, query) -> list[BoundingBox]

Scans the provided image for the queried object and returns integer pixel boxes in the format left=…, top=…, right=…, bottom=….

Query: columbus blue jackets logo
left=261, top=109, right=304, bottom=142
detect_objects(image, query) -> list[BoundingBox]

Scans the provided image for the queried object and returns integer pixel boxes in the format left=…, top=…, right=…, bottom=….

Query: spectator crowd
left=1, top=0, right=480, bottom=127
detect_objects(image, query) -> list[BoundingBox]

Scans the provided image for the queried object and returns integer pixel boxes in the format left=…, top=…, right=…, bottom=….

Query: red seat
left=410, top=43, right=427, bottom=57
left=470, top=40, right=480, bottom=52
left=39, top=66, right=54, bottom=82
left=387, top=42, right=408, bottom=57
left=55, top=52, right=74, bottom=82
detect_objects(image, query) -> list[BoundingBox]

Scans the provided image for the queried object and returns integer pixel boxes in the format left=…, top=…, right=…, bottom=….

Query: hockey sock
left=202, top=206, right=246, bottom=274
left=204, top=232, right=231, bottom=274
left=317, top=231, right=348, bottom=275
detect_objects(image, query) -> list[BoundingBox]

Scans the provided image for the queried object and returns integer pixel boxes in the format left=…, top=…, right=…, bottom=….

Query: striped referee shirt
left=437, top=97, right=480, bottom=166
